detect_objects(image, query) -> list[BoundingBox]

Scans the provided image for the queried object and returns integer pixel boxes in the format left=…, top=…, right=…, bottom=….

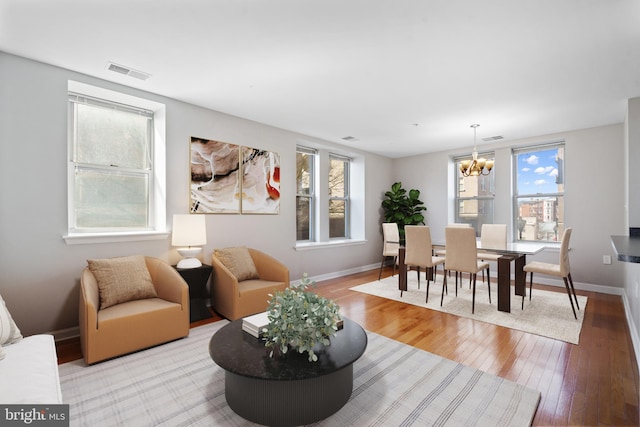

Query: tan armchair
left=79, top=256, right=190, bottom=365
left=211, top=247, right=289, bottom=320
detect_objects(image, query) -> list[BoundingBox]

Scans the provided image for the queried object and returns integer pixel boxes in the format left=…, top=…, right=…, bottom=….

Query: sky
left=516, top=147, right=562, bottom=195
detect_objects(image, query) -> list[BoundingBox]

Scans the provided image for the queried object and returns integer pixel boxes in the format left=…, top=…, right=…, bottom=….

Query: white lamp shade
left=172, top=214, right=207, bottom=247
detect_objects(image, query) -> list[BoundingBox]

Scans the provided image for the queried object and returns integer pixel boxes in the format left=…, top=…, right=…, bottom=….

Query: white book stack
left=242, top=311, right=270, bottom=338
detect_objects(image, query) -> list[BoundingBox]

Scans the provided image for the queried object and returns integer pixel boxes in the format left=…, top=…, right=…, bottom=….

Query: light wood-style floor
left=57, top=267, right=639, bottom=426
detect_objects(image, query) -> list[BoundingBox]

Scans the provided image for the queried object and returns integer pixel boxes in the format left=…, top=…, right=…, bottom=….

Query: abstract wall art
left=189, top=136, right=280, bottom=214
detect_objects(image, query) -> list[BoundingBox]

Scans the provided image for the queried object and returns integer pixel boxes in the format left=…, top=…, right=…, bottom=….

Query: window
left=296, top=146, right=316, bottom=241
left=454, top=151, right=495, bottom=234
left=513, top=143, right=565, bottom=242
left=296, top=147, right=358, bottom=245
left=66, top=82, right=166, bottom=241
left=329, top=154, right=350, bottom=239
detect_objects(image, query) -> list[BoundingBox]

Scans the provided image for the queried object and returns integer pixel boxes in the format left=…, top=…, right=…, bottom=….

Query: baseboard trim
left=51, top=326, right=80, bottom=342
left=293, top=263, right=380, bottom=286
left=621, top=290, right=640, bottom=373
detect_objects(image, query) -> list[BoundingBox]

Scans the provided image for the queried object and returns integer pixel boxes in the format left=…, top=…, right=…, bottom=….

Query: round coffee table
left=209, top=317, right=367, bottom=426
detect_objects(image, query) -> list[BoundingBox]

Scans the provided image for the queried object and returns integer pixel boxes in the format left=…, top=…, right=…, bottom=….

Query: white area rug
left=351, top=274, right=587, bottom=344
left=59, top=321, right=540, bottom=426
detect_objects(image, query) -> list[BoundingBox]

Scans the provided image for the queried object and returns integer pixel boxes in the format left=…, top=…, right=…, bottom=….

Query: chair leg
left=472, top=273, right=477, bottom=314
left=454, top=271, right=458, bottom=297
left=378, top=257, right=385, bottom=280
left=486, top=267, right=491, bottom=304
left=425, top=267, right=432, bottom=303
left=416, top=267, right=421, bottom=289
left=424, top=267, right=435, bottom=303
left=522, top=272, right=533, bottom=310
left=441, top=271, right=448, bottom=306
left=392, top=256, right=397, bottom=277
left=563, top=276, right=578, bottom=319
left=568, top=273, right=580, bottom=311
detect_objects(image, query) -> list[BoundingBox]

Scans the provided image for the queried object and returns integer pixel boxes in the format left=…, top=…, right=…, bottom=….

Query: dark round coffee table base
left=225, top=365, right=353, bottom=427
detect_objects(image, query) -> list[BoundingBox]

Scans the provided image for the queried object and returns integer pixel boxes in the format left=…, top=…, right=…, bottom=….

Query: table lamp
left=172, top=214, right=207, bottom=268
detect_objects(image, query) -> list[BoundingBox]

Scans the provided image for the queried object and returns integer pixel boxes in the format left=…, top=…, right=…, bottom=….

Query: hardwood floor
left=57, top=268, right=639, bottom=426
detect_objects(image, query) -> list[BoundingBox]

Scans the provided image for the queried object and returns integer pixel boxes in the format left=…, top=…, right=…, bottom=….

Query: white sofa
left=0, top=334, right=63, bottom=404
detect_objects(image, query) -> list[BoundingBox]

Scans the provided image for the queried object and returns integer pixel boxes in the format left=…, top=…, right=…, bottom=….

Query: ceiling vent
left=482, top=135, right=504, bottom=142
left=107, top=62, right=151, bottom=81
left=341, top=136, right=359, bottom=142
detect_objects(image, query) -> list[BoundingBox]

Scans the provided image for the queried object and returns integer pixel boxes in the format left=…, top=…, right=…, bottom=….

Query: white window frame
left=295, top=146, right=364, bottom=250
left=296, top=146, right=316, bottom=242
left=328, top=153, right=351, bottom=239
left=64, top=81, right=167, bottom=244
left=513, top=141, right=565, bottom=242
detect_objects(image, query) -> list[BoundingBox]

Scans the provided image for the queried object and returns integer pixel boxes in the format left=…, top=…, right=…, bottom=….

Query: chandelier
left=459, top=124, right=494, bottom=177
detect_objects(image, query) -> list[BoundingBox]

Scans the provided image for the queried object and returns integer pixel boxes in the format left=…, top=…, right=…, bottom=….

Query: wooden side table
left=174, top=264, right=213, bottom=322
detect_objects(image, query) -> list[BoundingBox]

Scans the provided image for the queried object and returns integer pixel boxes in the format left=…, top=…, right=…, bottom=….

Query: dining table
left=398, top=240, right=548, bottom=313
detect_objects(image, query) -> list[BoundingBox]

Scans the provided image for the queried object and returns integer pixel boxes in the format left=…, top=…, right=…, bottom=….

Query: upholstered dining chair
left=434, top=223, right=471, bottom=257
left=435, top=223, right=472, bottom=287
left=403, top=225, right=445, bottom=302
left=378, top=222, right=400, bottom=280
left=522, top=227, right=579, bottom=319
left=442, top=226, right=491, bottom=313
left=477, top=224, right=507, bottom=282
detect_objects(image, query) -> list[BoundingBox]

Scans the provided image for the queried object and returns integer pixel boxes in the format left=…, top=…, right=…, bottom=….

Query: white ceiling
left=1, top=0, right=639, bottom=158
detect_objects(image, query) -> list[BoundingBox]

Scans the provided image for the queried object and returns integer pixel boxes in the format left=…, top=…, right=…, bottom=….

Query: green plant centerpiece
left=262, top=274, right=341, bottom=362
left=381, top=181, right=427, bottom=243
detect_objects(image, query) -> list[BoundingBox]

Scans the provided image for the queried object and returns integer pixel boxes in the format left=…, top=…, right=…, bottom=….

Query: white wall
left=0, top=53, right=393, bottom=336
left=628, top=98, right=640, bottom=228
left=0, top=51, right=632, bottom=338
left=623, top=98, right=640, bottom=350
left=393, top=124, right=627, bottom=291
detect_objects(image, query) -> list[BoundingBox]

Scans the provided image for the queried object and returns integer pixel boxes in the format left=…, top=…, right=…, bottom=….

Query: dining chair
left=378, top=222, right=400, bottom=280
left=477, top=224, right=507, bottom=282
left=442, top=226, right=491, bottom=313
left=434, top=223, right=471, bottom=256
left=435, top=223, right=472, bottom=287
left=522, top=227, right=579, bottom=319
left=403, top=225, right=445, bottom=302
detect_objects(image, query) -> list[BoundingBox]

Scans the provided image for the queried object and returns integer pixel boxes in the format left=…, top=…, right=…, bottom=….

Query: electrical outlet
left=603, top=255, right=612, bottom=265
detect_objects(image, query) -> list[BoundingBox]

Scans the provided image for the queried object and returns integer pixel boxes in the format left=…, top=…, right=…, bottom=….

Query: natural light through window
left=65, top=81, right=166, bottom=244
left=513, top=143, right=565, bottom=242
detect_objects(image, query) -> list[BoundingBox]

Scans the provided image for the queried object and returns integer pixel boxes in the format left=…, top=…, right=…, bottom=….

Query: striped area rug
left=59, top=321, right=540, bottom=426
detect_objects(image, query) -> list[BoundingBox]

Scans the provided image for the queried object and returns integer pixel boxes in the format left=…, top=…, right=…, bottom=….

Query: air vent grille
left=107, top=62, right=151, bottom=81
left=342, top=136, right=359, bottom=142
left=482, top=135, right=504, bottom=142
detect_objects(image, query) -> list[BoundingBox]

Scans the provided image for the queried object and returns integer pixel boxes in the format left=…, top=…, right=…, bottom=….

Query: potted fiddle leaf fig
left=381, top=181, right=426, bottom=243
left=262, top=274, right=341, bottom=362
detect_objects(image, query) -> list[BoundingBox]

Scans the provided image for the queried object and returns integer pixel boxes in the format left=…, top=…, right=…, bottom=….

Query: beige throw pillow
left=215, top=247, right=260, bottom=281
left=0, top=293, right=23, bottom=346
left=87, top=255, right=158, bottom=310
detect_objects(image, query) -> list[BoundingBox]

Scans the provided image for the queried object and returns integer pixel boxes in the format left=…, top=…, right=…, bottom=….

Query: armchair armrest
left=79, top=268, right=99, bottom=330
left=211, top=254, right=241, bottom=319
left=145, top=257, right=189, bottom=308
left=249, top=248, right=290, bottom=284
